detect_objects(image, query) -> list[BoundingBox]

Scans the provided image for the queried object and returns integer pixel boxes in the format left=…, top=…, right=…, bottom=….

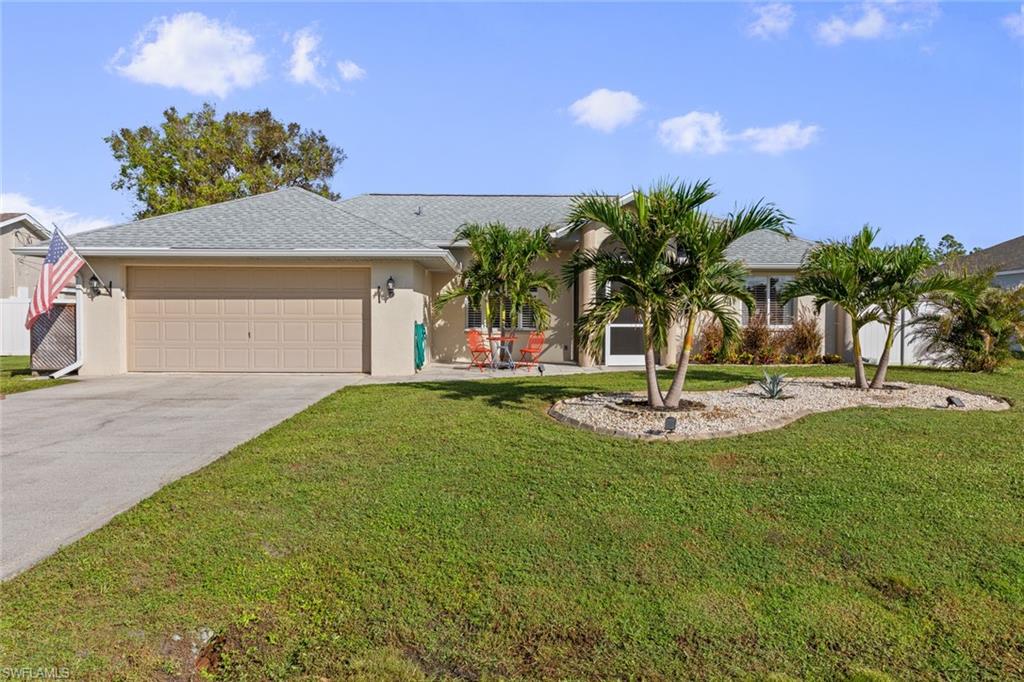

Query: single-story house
left=15, top=187, right=841, bottom=376
left=953, top=234, right=1024, bottom=290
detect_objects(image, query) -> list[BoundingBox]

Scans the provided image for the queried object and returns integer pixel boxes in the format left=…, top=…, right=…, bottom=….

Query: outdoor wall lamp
left=88, top=275, right=108, bottom=298
left=378, top=276, right=396, bottom=301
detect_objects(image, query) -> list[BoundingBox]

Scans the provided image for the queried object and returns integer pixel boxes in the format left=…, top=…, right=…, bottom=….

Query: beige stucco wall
left=1, top=223, right=43, bottom=298
left=430, top=245, right=577, bottom=365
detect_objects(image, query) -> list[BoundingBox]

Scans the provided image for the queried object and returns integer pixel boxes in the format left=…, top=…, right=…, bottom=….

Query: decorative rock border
left=547, top=378, right=1012, bottom=442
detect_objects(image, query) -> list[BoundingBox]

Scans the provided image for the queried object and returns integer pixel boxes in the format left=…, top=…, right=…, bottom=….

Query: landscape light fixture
left=664, top=416, right=678, bottom=433
left=946, top=396, right=965, bottom=408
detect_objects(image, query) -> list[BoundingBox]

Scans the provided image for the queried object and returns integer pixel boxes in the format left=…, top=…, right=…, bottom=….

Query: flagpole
left=52, top=223, right=111, bottom=296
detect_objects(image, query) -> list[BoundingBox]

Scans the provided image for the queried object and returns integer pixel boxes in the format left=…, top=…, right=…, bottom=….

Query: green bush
left=914, top=280, right=1024, bottom=372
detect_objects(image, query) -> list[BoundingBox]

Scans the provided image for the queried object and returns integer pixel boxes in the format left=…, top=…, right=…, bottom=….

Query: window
left=466, top=297, right=537, bottom=330
left=742, top=276, right=795, bottom=326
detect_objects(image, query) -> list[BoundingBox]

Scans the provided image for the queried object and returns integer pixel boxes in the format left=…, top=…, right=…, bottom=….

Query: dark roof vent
left=414, top=206, right=423, bottom=216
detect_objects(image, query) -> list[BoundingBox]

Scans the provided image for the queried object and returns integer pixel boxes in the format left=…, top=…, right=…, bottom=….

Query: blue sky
left=2, top=2, right=1022, bottom=248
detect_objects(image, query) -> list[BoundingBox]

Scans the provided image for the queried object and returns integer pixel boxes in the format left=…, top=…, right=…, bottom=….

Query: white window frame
left=743, top=275, right=796, bottom=328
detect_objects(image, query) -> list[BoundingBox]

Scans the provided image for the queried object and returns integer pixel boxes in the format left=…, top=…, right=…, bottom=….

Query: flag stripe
left=25, top=229, right=85, bottom=330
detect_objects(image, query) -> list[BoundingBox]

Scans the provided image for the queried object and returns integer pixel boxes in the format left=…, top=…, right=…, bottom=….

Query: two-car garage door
left=127, top=266, right=368, bottom=372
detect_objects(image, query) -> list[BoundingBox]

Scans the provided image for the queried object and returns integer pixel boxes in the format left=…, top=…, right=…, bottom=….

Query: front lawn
left=1, top=363, right=1021, bottom=680
left=0, top=355, right=73, bottom=396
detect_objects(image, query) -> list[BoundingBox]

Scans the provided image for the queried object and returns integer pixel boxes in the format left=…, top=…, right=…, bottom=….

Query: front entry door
left=603, top=284, right=644, bottom=366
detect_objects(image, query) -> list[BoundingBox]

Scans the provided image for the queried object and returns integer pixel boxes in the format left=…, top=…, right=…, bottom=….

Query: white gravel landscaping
left=549, top=377, right=1010, bottom=441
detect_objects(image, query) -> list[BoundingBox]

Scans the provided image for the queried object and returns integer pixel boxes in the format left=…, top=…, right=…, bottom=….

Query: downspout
left=50, top=280, right=83, bottom=379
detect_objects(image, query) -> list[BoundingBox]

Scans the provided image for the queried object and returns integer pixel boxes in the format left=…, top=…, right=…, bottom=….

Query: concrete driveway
left=0, top=374, right=356, bottom=580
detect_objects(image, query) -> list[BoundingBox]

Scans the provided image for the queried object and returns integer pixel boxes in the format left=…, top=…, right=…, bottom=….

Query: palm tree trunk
left=851, top=321, right=868, bottom=388
left=664, top=313, right=697, bottom=407
left=869, top=319, right=897, bottom=389
left=644, top=345, right=665, bottom=408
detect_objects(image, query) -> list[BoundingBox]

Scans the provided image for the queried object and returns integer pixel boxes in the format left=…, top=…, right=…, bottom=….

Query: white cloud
left=817, top=5, right=888, bottom=45
left=816, top=2, right=939, bottom=46
left=288, top=27, right=333, bottom=90
left=658, top=112, right=730, bottom=154
left=568, top=89, right=644, bottom=133
left=747, top=3, right=795, bottom=39
left=111, top=12, right=265, bottom=97
left=337, top=60, right=367, bottom=82
left=738, top=121, right=821, bottom=154
left=1003, top=5, right=1024, bottom=38
left=657, top=112, right=821, bottom=155
left=1, top=193, right=112, bottom=234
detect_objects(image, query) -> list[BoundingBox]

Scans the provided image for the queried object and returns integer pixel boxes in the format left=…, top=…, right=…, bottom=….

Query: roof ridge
left=331, top=204, right=439, bottom=250
left=66, top=186, right=304, bottom=240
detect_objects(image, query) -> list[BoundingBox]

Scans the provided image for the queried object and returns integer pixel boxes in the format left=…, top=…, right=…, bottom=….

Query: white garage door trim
left=127, top=266, right=369, bottom=373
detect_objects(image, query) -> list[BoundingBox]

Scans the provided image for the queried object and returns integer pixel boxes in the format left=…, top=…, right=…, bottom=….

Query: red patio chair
left=518, top=331, right=545, bottom=371
left=466, top=329, right=492, bottom=371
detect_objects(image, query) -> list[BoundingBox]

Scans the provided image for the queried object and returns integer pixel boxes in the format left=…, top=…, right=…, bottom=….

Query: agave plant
left=757, top=370, right=787, bottom=399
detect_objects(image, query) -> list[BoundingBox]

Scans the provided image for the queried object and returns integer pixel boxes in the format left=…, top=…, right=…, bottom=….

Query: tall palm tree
left=868, top=242, right=975, bottom=388
left=781, top=225, right=885, bottom=388
left=434, top=222, right=558, bottom=350
left=662, top=202, right=791, bottom=406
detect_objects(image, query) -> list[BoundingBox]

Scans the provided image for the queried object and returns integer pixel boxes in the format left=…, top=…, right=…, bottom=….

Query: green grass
left=0, top=355, right=73, bottom=396
left=1, top=363, right=1022, bottom=680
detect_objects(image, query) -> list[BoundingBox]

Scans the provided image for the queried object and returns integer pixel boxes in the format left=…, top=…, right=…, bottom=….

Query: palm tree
left=434, top=222, right=558, bottom=353
left=781, top=225, right=885, bottom=388
left=564, top=183, right=704, bottom=407
left=661, top=202, right=791, bottom=407
left=868, top=242, right=975, bottom=388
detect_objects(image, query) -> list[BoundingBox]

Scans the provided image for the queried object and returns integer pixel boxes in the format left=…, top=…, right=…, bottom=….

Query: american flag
left=25, top=228, right=85, bottom=330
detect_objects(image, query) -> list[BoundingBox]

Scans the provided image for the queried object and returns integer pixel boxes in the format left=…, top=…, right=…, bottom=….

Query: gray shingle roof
left=725, top=230, right=816, bottom=267
left=64, top=187, right=435, bottom=252
left=955, top=234, right=1024, bottom=273
left=338, top=194, right=577, bottom=245
left=29, top=189, right=816, bottom=268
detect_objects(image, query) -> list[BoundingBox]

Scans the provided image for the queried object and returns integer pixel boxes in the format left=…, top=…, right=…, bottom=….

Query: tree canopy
left=106, top=103, right=346, bottom=219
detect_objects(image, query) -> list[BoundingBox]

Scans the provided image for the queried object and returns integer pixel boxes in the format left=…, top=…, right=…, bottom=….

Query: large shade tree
left=782, top=225, right=885, bottom=388
left=434, top=222, right=558, bottom=348
left=107, top=103, right=346, bottom=219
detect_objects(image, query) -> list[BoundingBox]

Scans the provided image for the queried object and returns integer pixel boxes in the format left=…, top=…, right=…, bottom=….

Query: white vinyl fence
left=856, top=306, right=937, bottom=367
left=0, top=297, right=31, bottom=355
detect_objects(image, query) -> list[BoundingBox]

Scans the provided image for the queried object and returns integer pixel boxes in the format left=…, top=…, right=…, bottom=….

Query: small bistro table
left=487, top=334, right=517, bottom=370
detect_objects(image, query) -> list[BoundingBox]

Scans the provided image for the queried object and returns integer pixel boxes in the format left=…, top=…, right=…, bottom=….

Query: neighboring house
left=13, top=188, right=828, bottom=376
left=1, top=212, right=48, bottom=299
left=1, top=213, right=49, bottom=355
left=953, top=234, right=1024, bottom=290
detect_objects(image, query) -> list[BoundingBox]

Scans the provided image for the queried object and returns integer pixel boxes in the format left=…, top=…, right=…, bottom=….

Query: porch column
left=576, top=223, right=601, bottom=367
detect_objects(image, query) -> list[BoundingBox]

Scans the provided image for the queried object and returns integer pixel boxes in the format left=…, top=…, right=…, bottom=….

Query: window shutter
left=769, top=277, right=794, bottom=325
left=744, top=277, right=769, bottom=324
left=466, top=302, right=482, bottom=329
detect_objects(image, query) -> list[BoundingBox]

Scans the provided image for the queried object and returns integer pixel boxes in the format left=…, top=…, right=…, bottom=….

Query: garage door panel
left=252, top=321, right=280, bottom=343
left=252, top=299, right=278, bottom=316
left=128, top=267, right=368, bottom=372
left=341, top=298, right=363, bottom=316
left=223, top=299, right=249, bottom=316
left=164, top=321, right=190, bottom=342
left=194, top=321, right=220, bottom=342
left=164, top=299, right=190, bottom=315
left=193, top=348, right=220, bottom=370
left=163, top=348, right=191, bottom=370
